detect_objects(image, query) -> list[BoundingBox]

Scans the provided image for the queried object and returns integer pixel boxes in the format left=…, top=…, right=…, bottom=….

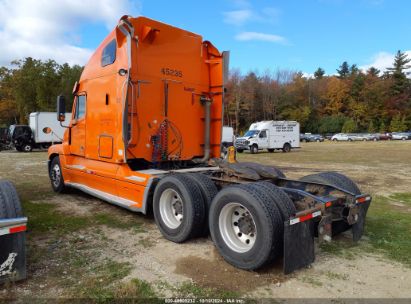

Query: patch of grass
left=23, top=200, right=92, bottom=234
left=23, top=200, right=145, bottom=235
left=74, top=260, right=134, bottom=301
left=365, top=195, right=411, bottom=267
left=176, top=281, right=240, bottom=299
left=320, top=239, right=358, bottom=259
left=325, top=271, right=349, bottom=281
left=114, top=279, right=159, bottom=301
left=388, top=193, right=411, bottom=205
left=137, top=237, right=156, bottom=248
left=93, top=213, right=144, bottom=232
left=300, top=275, right=323, bottom=287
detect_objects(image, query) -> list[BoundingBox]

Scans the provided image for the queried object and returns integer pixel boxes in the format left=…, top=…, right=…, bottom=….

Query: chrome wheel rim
left=51, top=163, right=61, bottom=188
left=159, top=189, right=184, bottom=229
left=219, top=203, right=257, bottom=253
left=24, top=145, right=31, bottom=152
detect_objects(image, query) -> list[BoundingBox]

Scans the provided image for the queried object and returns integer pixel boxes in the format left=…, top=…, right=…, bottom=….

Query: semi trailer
left=47, top=16, right=371, bottom=273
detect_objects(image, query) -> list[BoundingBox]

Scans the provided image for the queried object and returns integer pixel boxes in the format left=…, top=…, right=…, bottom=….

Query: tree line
left=0, top=58, right=82, bottom=126
left=0, top=51, right=410, bottom=134
left=225, top=50, right=411, bottom=134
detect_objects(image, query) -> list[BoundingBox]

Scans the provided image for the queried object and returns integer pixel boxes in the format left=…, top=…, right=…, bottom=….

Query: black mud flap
left=0, top=232, right=26, bottom=284
left=352, top=200, right=371, bottom=242
left=283, top=220, right=315, bottom=274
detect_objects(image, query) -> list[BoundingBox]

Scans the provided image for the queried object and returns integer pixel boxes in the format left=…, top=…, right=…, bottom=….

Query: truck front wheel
left=250, top=144, right=258, bottom=154
left=153, top=174, right=205, bottom=243
left=49, top=157, right=66, bottom=193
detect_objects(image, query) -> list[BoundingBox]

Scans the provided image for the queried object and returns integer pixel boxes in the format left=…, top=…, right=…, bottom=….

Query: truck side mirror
left=57, top=95, right=66, bottom=122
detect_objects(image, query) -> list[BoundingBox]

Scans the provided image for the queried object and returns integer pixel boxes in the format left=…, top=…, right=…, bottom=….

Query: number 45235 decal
left=161, top=68, right=183, bottom=77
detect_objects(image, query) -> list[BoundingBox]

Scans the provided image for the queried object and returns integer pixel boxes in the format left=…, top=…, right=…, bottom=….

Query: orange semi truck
left=47, top=16, right=371, bottom=273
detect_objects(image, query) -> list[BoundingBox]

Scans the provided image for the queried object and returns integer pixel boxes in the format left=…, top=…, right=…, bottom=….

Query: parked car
left=356, top=133, right=379, bottom=141
left=376, top=133, right=392, bottom=140
left=301, top=134, right=324, bottom=142
left=392, top=132, right=411, bottom=140
left=331, top=133, right=359, bottom=141
left=331, top=133, right=347, bottom=141
left=324, top=133, right=335, bottom=140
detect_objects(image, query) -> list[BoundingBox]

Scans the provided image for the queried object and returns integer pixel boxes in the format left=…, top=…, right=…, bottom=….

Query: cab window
left=259, top=130, right=267, bottom=138
left=75, top=95, right=86, bottom=120
left=101, top=39, right=116, bottom=67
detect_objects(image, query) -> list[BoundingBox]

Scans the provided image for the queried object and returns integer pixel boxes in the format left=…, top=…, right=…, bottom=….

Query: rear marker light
left=290, top=211, right=321, bottom=225
left=356, top=196, right=371, bottom=204
left=325, top=201, right=332, bottom=208
left=0, top=224, right=26, bottom=236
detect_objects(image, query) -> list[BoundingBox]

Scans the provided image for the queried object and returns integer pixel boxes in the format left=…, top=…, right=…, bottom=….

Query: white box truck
left=29, top=112, right=70, bottom=145
left=235, top=120, right=300, bottom=153
left=7, top=112, right=71, bottom=152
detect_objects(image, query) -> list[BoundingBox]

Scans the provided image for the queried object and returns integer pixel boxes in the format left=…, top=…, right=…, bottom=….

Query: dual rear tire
left=153, top=174, right=294, bottom=270
left=209, top=182, right=294, bottom=270
left=153, top=173, right=218, bottom=243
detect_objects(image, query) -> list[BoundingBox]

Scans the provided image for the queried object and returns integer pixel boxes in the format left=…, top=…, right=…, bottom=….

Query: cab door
left=258, top=129, right=269, bottom=149
left=70, top=94, right=86, bottom=156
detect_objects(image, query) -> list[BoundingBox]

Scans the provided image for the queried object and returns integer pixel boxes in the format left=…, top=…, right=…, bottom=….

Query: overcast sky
left=0, top=0, right=410, bottom=75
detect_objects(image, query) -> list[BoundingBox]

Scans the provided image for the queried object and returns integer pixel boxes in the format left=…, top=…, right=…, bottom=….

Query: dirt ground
left=1, top=141, right=411, bottom=300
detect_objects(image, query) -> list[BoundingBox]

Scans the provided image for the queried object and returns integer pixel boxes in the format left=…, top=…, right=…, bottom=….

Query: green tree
left=387, top=50, right=411, bottom=95
left=350, top=64, right=360, bottom=76
left=368, top=120, right=377, bottom=133
left=337, top=61, right=350, bottom=79
left=367, top=67, right=380, bottom=77
left=342, top=118, right=356, bottom=133
left=389, top=114, right=406, bottom=132
left=379, top=121, right=387, bottom=133
left=314, top=67, right=325, bottom=79
left=318, top=115, right=346, bottom=134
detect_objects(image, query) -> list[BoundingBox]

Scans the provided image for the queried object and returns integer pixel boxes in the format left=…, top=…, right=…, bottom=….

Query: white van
left=235, top=120, right=300, bottom=153
left=221, top=126, right=235, bottom=148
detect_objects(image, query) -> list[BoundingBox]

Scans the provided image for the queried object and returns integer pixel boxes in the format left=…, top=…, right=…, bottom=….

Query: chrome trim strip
left=66, top=164, right=86, bottom=170
left=0, top=217, right=28, bottom=229
left=66, top=182, right=143, bottom=212
left=125, top=176, right=147, bottom=182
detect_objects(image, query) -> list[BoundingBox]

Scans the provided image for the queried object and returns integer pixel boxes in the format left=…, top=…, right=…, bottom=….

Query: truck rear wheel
left=300, top=172, right=360, bottom=195
left=0, top=180, right=26, bottom=283
left=185, top=173, right=218, bottom=236
left=49, top=156, right=66, bottom=193
left=153, top=174, right=205, bottom=243
left=209, top=184, right=283, bottom=270
left=253, top=182, right=296, bottom=219
left=300, top=172, right=361, bottom=235
left=282, top=143, right=291, bottom=153
left=22, top=144, right=32, bottom=152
